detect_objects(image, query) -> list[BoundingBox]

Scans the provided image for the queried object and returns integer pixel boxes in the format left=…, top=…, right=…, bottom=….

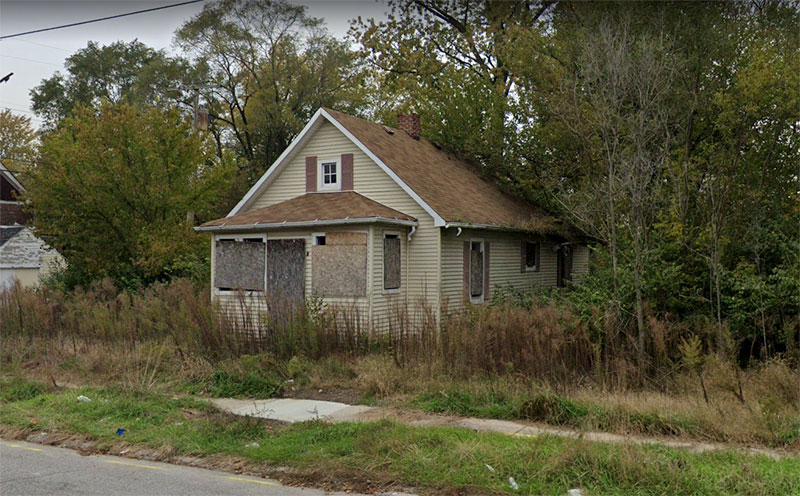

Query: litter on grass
left=76, top=395, right=92, bottom=402
left=508, top=477, right=519, bottom=491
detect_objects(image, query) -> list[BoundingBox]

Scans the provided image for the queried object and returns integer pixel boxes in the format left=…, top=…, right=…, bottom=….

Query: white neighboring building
left=0, top=162, right=64, bottom=288
left=0, top=226, right=63, bottom=288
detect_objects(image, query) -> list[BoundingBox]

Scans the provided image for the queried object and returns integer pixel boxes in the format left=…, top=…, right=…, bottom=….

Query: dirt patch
left=283, top=387, right=364, bottom=405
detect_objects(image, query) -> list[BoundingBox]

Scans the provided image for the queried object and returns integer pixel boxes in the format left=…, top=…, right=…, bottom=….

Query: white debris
left=485, top=464, right=495, bottom=473
left=508, top=477, right=519, bottom=491
left=246, top=442, right=260, bottom=448
left=567, top=490, right=584, bottom=496
left=76, top=395, right=92, bottom=402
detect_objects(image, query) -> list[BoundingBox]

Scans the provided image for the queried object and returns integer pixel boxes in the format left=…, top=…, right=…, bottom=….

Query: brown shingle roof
left=323, top=108, right=565, bottom=234
left=200, top=191, right=415, bottom=230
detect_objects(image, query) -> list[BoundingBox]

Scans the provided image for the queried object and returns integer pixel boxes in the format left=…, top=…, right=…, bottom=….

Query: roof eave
left=195, top=217, right=418, bottom=233
left=443, top=221, right=588, bottom=241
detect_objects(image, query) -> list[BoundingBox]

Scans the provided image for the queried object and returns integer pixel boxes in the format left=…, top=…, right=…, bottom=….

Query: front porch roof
left=196, top=192, right=417, bottom=232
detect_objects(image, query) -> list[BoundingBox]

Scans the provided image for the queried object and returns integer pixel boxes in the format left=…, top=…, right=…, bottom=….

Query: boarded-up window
left=312, top=232, right=367, bottom=297
left=470, top=241, right=483, bottom=298
left=267, top=239, right=305, bottom=303
left=383, top=234, right=401, bottom=290
left=214, top=238, right=265, bottom=291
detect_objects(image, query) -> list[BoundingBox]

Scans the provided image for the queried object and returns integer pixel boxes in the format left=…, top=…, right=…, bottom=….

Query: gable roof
left=0, top=226, right=57, bottom=269
left=323, top=109, right=564, bottom=233
left=0, top=226, right=23, bottom=247
left=228, top=108, right=571, bottom=235
left=198, top=191, right=416, bottom=232
left=0, top=161, right=26, bottom=194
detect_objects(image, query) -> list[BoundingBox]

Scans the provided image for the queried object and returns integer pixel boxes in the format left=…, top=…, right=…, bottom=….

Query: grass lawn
left=1, top=377, right=798, bottom=496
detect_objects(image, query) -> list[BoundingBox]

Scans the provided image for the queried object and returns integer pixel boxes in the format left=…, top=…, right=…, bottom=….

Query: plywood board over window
left=267, top=239, right=305, bottom=303
left=215, top=239, right=265, bottom=291
left=312, top=232, right=367, bottom=297
left=470, top=242, right=484, bottom=298
left=383, top=234, right=401, bottom=290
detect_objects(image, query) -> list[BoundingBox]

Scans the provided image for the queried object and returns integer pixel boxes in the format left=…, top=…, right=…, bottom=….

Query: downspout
left=406, top=225, right=413, bottom=309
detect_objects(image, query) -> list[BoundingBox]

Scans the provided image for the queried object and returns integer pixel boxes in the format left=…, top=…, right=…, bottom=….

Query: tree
left=30, top=40, right=195, bottom=127
left=352, top=0, right=557, bottom=178
left=0, top=109, right=38, bottom=172
left=26, top=101, right=234, bottom=286
left=176, top=0, right=369, bottom=182
left=531, top=4, right=678, bottom=363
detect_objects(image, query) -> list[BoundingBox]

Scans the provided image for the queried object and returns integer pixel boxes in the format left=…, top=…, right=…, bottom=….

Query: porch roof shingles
left=200, top=191, right=415, bottom=230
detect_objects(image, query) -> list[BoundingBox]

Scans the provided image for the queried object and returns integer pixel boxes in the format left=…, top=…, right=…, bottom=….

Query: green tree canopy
left=30, top=40, right=195, bottom=128
left=176, top=0, right=370, bottom=182
left=0, top=109, right=38, bottom=173
left=26, top=101, right=234, bottom=287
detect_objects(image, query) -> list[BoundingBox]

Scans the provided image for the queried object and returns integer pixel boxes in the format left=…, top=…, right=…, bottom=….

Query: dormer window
left=318, top=158, right=341, bottom=191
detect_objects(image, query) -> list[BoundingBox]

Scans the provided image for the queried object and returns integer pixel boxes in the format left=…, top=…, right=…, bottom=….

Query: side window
left=318, top=159, right=341, bottom=191
left=214, top=237, right=265, bottom=291
left=523, top=241, right=540, bottom=272
left=383, top=234, right=401, bottom=291
left=470, top=241, right=484, bottom=299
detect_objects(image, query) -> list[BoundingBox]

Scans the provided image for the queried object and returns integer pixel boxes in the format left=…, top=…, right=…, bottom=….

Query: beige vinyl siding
left=571, top=244, right=590, bottom=282
left=370, top=226, right=409, bottom=332
left=212, top=226, right=372, bottom=328
left=440, top=228, right=561, bottom=312
left=242, top=121, right=440, bottom=328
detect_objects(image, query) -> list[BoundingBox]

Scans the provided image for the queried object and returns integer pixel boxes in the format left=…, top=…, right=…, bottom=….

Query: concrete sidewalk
left=211, top=397, right=374, bottom=423
left=210, top=397, right=791, bottom=460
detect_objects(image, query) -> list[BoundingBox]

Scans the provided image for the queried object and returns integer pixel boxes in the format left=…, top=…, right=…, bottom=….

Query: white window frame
left=524, top=241, right=539, bottom=272
left=469, top=239, right=485, bottom=303
left=213, top=233, right=267, bottom=296
left=312, top=232, right=327, bottom=246
left=382, top=231, right=402, bottom=294
left=317, top=157, right=341, bottom=191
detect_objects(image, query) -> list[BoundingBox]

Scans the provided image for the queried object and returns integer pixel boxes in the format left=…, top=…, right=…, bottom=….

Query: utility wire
left=0, top=0, right=204, bottom=40
left=3, top=38, right=73, bottom=53
left=0, top=54, right=62, bottom=66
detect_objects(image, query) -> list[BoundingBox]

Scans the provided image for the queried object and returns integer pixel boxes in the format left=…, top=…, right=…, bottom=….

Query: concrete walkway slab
left=211, top=398, right=375, bottom=423
left=211, top=397, right=793, bottom=459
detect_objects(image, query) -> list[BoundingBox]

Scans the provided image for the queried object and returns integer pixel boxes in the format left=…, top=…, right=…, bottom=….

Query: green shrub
left=0, top=377, right=48, bottom=402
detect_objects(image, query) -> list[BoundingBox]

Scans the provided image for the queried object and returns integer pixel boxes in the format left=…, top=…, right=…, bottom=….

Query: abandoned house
left=197, top=109, right=589, bottom=329
left=0, top=161, right=63, bottom=288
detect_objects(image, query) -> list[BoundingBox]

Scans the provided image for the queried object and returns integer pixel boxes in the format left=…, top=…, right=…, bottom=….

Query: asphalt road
left=0, top=440, right=360, bottom=496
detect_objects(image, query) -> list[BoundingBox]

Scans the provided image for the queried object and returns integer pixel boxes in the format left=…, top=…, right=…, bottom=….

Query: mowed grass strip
left=1, top=378, right=797, bottom=496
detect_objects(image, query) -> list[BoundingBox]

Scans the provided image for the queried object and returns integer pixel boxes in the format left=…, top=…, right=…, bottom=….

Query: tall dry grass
left=1, top=277, right=795, bottom=390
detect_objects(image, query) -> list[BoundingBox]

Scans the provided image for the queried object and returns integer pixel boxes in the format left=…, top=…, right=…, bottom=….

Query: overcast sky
left=0, top=0, right=389, bottom=126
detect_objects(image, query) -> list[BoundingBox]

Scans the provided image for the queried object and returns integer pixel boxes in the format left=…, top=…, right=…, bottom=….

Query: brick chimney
left=397, top=113, right=421, bottom=140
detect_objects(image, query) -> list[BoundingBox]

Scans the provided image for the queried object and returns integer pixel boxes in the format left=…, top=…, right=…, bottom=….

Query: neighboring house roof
left=198, top=191, right=416, bottom=232
left=0, top=161, right=26, bottom=195
left=227, top=108, right=575, bottom=236
left=0, top=226, right=57, bottom=269
left=0, top=226, right=23, bottom=247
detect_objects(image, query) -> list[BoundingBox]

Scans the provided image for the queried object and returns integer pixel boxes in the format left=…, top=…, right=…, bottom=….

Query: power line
left=0, top=0, right=205, bottom=40
left=0, top=54, right=62, bottom=66
left=0, top=106, right=44, bottom=121
left=3, top=38, right=73, bottom=53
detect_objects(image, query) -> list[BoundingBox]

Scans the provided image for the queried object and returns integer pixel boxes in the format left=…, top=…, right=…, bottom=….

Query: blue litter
left=116, top=429, right=126, bottom=436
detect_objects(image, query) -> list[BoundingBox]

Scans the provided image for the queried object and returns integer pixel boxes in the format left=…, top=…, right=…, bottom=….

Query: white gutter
left=194, top=217, right=418, bottom=233
left=444, top=222, right=532, bottom=233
